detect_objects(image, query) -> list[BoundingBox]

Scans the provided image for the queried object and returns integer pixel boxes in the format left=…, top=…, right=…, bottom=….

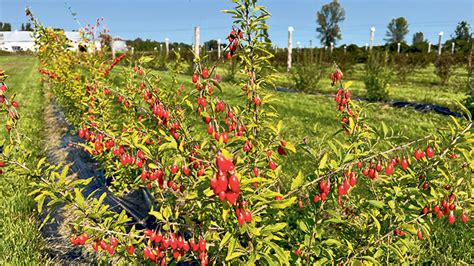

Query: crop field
left=0, top=0, right=472, bottom=264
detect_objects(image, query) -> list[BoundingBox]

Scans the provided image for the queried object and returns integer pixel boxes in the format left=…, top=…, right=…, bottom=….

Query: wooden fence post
left=287, top=26, right=294, bottom=72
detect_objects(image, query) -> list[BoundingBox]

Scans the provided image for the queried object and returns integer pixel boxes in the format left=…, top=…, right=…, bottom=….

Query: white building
left=0, top=30, right=103, bottom=52
left=0, top=31, right=35, bottom=51
left=112, top=37, right=128, bottom=52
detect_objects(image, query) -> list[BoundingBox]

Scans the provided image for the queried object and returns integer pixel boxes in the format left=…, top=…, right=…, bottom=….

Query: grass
left=0, top=55, right=48, bottom=264
left=273, top=63, right=468, bottom=109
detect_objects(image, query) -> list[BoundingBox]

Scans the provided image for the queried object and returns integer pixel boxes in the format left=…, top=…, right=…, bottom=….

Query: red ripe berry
left=171, top=164, right=178, bottom=175
left=253, top=96, right=261, bottom=106
left=321, top=192, right=327, bottom=201
left=92, top=241, right=99, bottom=251
left=126, top=244, right=135, bottom=255
left=268, top=160, right=277, bottom=170
left=362, top=168, right=369, bottom=177
left=11, top=101, right=19, bottom=108
left=449, top=193, right=455, bottom=202
left=199, top=239, right=206, bottom=252
left=437, top=210, right=443, bottom=218
left=422, top=206, right=429, bottom=215
left=100, top=240, right=109, bottom=251
left=448, top=212, right=455, bottom=224
left=201, top=68, right=209, bottom=79
left=426, top=147, right=434, bottom=158
left=417, top=230, right=423, bottom=240
left=461, top=213, right=468, bottom=223
left=253, top=167, right=260, bottom=177
left=385, top=164, right=394, bottom=176
left=343, top=179, right=350, bottom=191
left=110, top=237, right=119, bottom=247
left=207, top=124, right=214, bottom=135
left=295, top=248, right=301, bottom=256
left=349, top=176, right=357, bottom=187
left=337, top=184, right=346, bottom=196
left=192, top=73, right=199, bottom=83
left=375, top=161, right=382, bottom=172
left=182, top=165, right=190, bottom=176
left=414, top=150, right=423, bottom=160
left=137, top=150, right=145, bottom=160
left=433, top=205, right=440, bottom=213
left=190, top=240, right=199, bottom=252
left=313, top=194, right=321, bottom=203
left=228, top=175, right=240, bottom=193
left=298, top=199, right=303, bottom=209
left=277, top=145, right=287, bottom=156
left=357, top=161, right=363, bottom=169
left=244, top=210, right=252, bottom=223
left=401, top=158, right=409, bottom=170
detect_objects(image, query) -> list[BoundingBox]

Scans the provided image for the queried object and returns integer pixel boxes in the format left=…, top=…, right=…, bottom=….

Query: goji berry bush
left=1, top=0, right=472, bottom=264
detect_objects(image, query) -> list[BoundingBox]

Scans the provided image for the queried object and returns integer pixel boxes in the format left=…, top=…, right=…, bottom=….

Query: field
left=1, top=51, right=471, bottom=263
left=0, top=56, right=47, bottom=264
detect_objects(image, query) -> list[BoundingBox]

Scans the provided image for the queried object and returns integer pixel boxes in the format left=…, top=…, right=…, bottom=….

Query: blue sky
left=0, top=0, right=473, bottom=47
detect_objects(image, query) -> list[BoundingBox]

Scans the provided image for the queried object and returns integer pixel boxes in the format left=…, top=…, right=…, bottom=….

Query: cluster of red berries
left=226, top=28, right=243, bottom=60
left=91, top=237, right=119, bottom=255
left=235, top=200, right=253, bottom=226
left=70, top=233, right=89, bottom=246
left=210, top=154, right=240, bottom=205
left=312, top=179, right=331, bottom=203
left=356, top=145, right=436, bottom=181
left=337, top=171, right=357, bottom=198
left=103, top=53, right=126, bottom=76
left=266, top=150, right=278, bottom=170
left=142, top=230, right=208, bottom=265
left=38, top=68, right=58, bottom=79
left=330, top=69, right=343, bottom=86
left=133, top=66, right=144, bottom=76
left=428, top=195, right=469, bottom=224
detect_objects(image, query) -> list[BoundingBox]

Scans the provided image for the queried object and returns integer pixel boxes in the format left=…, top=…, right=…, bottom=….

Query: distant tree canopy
left=0, top=22, right=12, bottom=31
left=316, top=0, right=345, bottom=47
left=385, top=17, right=409, bottom=43
left=447, top=21, right=472, bottom=53
left=20, top=23, right=33, bottom=31
left=412, top=32, right=426, bottom=45
left=453, top=21, right=471, bottom=41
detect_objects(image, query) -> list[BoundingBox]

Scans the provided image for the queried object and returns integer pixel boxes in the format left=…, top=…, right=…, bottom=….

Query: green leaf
left=270, top=197, right=296, bottom=209
left=290, top=171, right=304, bottom=190
left=261, top=223, right=287, bottom=235
left=319, top=153, right=328, bottom=169
left=265, top=241, right=289, bottom=265
left=322, top=239, right=342, bottom=247
left=367, top=200, right=386, bottom=209
left=370, top=213, right=381, bottom=234
left=219, top=232, right=232, bottom=249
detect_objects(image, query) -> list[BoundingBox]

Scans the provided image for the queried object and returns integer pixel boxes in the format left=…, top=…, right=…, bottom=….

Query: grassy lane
left=272, top=64, right=468, bottom=108
left=0, top=55, right=48, bottom=264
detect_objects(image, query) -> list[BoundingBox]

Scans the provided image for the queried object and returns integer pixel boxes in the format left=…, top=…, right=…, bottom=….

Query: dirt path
left=40, top=90, right=102, bottom=263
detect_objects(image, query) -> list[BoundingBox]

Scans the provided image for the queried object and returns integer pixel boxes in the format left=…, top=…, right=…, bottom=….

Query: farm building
left=0, top=31, right=35, bottom=51
left=0, top=30, right=106, bottom=52
left=112, top=37, right=128, bottom=52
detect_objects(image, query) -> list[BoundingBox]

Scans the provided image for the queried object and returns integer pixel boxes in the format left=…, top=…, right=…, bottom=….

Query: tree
left=412, top=32, right=426, bottom=45
left=24, top=23, right=33, bottom=31
left=385, top=17, right=409, bottom=43
left=0, top=22, right=12, bottom=31
left=316, top=0, right=345, bottom=47
left=453, top=21, right=471, bottom=41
